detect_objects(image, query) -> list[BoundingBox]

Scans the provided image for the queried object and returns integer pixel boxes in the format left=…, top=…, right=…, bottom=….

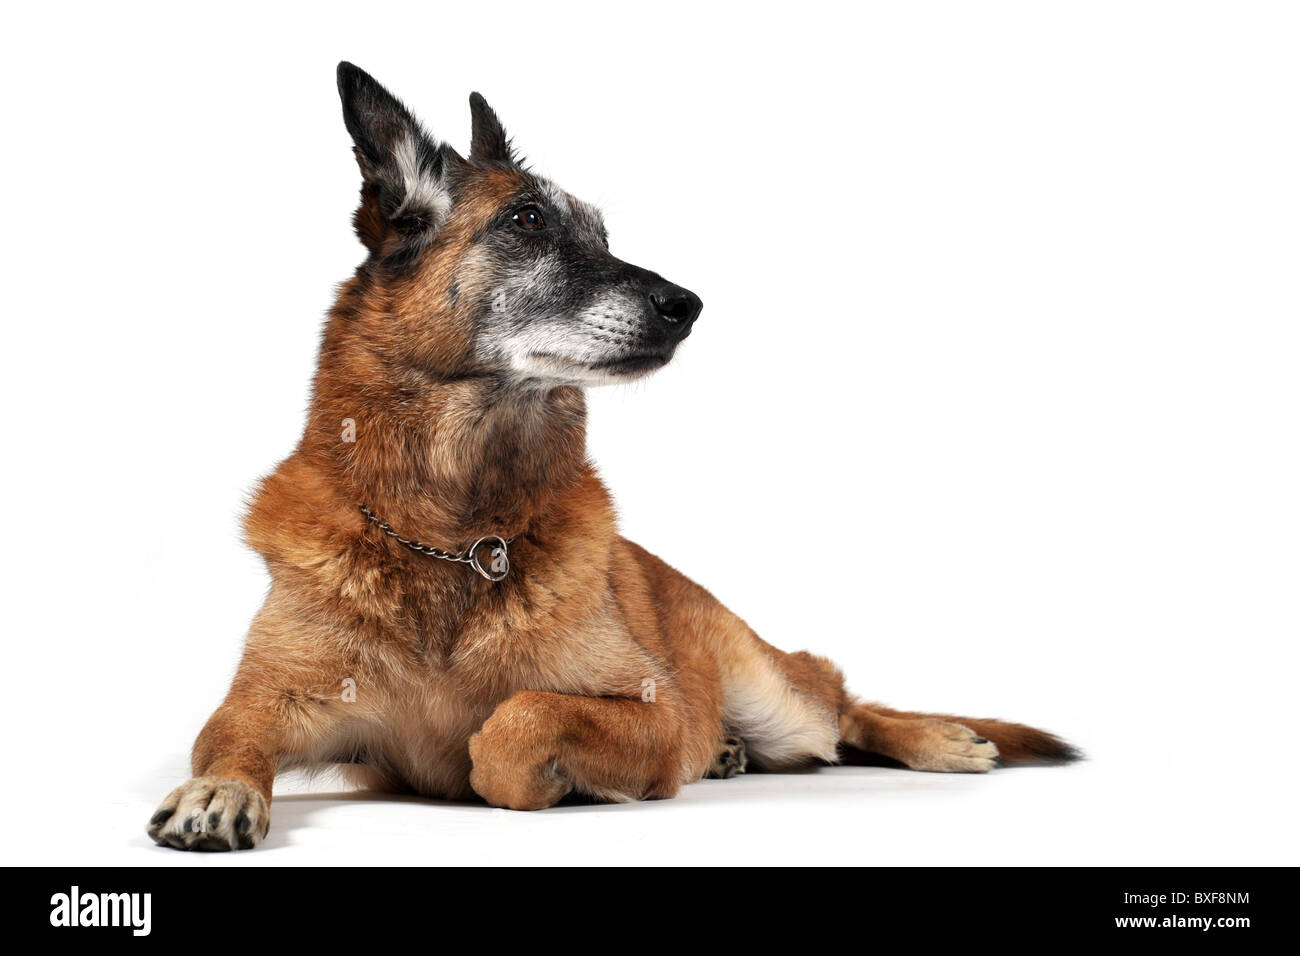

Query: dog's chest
left=384, top=597, right=655, bottom=732
left=350, top=550, right=661, bottom=797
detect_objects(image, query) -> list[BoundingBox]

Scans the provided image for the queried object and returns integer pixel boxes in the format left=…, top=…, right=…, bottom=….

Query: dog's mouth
left=527, top=349, right=673, bottom=380
left=588, top=351, right=673, bottom=375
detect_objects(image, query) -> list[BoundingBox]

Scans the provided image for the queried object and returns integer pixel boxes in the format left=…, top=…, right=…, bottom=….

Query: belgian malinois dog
left=148, top=63, right=1077, bottom=851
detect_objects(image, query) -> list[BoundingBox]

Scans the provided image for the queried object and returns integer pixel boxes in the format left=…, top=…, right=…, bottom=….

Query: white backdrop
left=2, top=1, right=1296, bottom=865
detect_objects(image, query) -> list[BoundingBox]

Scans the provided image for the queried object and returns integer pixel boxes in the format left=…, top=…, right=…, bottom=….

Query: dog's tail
left=861, top=703, right=1082, bottom=765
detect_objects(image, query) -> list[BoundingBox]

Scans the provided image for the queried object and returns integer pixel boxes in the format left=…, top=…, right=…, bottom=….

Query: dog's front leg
left=468, top=690, right=685, bottom=810
left=146, top=697, right=286, bottom=851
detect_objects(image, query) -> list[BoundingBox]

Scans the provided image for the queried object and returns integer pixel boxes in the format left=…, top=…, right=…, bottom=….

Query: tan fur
left=147, top=100, right=1076, bottom=850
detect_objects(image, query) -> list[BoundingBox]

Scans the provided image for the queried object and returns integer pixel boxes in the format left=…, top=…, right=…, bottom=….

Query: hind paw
left=903, top=720, right=1000, bottom=773
left=707, top=736, right=748, bottom=779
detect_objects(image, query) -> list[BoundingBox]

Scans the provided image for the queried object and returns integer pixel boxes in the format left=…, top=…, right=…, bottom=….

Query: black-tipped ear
left=337, top=62, right=421, bottom=171
left=469, top=92, right=514, bottom=163
left=336, top=62, right=461, bottom=229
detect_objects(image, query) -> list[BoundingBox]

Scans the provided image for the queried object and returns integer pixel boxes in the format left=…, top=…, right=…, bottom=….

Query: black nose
left=650, top=283, right=703, bottom=336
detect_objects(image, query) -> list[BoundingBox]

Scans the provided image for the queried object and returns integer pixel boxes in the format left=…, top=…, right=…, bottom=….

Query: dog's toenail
left=149, top=808, right=174, bottom=827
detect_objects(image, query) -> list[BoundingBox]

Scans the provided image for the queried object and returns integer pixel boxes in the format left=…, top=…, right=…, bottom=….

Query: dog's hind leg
left=837, top=704, right=1000, bottom=772
left=716, top=631, right=1062, bottom=773
left=727, top=654, right=1077, bottom=773
left=716, top=634, right=845, bottom=771
left=623, top=539, right=844, bottom=772
left=706, top=735, right=748, bottom=778
left=840, top=701, right=1079, bottom=769
left=622, top=539, right=1077, bottom=775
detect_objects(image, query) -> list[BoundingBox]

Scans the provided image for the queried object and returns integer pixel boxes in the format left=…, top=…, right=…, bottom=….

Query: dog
left=147, top=63, right=1078, bottom=851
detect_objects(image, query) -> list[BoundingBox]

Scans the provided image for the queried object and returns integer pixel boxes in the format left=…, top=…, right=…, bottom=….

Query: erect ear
left=336, top=62, right=462, bottom=243
left=469, top=92, right=514, bottom=164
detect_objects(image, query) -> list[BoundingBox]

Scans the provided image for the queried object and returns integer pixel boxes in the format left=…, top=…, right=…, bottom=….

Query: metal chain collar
left=359, top=505, right=511, bottom=582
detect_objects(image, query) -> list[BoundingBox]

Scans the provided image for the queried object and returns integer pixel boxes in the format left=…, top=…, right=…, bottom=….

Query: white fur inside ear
left=391, top=132, right=451, bottom=224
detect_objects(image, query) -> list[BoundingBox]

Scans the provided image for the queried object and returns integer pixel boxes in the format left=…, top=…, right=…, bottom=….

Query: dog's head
left=336, top=63, right=701, bottom=387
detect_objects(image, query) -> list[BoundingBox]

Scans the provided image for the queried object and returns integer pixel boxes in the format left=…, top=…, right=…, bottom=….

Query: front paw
left=147, top=776, right=269, bottom=851
left=468, top=715, right=571, bottom=811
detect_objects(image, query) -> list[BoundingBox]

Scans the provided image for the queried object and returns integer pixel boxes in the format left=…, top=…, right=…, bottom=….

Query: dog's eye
left=511, top=206, right=546, bottom=232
